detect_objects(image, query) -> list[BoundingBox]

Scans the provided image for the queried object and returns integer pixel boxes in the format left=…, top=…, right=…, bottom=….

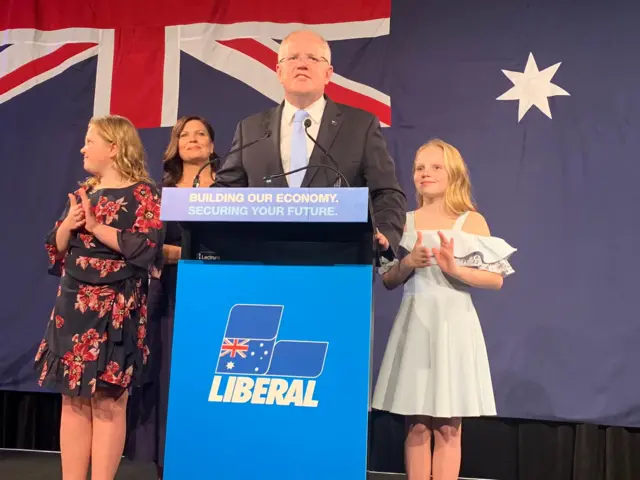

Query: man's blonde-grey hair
left=278, top=29, right=332, bottom=63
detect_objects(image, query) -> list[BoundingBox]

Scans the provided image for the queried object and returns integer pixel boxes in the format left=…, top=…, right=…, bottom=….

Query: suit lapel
left=265, top=103, right=288, bottom=187
left=302, top=97, right=342, bottom=187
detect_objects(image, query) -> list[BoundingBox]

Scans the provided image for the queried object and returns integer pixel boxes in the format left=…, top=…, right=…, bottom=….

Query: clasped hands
left=403, top=231, right=458, bottom=275
left=60, top=189, right=98, bottom=233
left=376, top=230, right=457, bottom=276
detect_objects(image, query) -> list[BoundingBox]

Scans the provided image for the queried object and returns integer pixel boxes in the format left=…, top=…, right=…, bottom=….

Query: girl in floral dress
left=34, top=115, right=164, bottom=480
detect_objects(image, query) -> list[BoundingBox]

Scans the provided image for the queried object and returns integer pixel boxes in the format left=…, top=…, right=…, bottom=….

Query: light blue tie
left=289, top=110, right=310, bottom=188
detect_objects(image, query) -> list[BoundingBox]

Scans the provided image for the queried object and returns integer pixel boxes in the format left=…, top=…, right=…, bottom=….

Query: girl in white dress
left=372, top=139, right=516, bottom=480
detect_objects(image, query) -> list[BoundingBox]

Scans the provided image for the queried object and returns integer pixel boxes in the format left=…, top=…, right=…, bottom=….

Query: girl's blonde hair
left=414, top=139, right=476, bottom=215
left=81, top=115, right=152, bottom=188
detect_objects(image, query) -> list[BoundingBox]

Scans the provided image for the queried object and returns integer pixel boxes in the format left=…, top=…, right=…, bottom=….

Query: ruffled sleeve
left=451, top=232, right=516, bottom=277
left=377, top=230, right=516, bottom=277
left=117, top=183, right=165, bottom=278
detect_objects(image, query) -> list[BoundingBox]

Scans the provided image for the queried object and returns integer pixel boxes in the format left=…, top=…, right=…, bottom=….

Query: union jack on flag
left=0, top=0, right=392, bottom=129
left=220, top=338, right=250, bottom=359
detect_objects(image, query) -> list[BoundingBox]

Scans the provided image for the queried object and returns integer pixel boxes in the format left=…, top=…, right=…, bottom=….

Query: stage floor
left=0, top=449, right=492, bottom=479
left=0, top=449, right=157, bottom=479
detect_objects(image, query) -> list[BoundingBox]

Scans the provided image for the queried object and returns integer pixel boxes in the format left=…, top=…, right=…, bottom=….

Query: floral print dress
left=34, top=182, right=164, bottom=398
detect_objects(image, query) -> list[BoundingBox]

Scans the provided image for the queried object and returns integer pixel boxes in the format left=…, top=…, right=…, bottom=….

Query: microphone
left=263, top=164, right=347, bottom=186
left=265, top=120, right=389, bottom=267
left=193, top=130, right=271, bottom=187
left=264, top=163, right=387, bottom=266
left=302, top=118, right=387, bottom=264
left=263, top=120, right=350, bottom=187
left=303, top=118, right=347, bottom=188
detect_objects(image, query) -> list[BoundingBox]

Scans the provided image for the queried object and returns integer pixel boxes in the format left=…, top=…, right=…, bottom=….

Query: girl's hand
left=375, top=229, right=390, bottom=251
left=77, top=189, right=98, bottom=233
left=61, top=193, right=85, bottom=231
left=433, top=231, right=459, bottom=276
left=403, top=231, right=432, bottom=268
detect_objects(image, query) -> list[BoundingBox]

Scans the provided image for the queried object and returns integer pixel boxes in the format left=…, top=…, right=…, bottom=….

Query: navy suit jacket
left=214, top=96, right=407, bottom=253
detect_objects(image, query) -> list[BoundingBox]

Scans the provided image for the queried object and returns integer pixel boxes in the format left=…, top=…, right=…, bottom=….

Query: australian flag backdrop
left=2, top=0, right=640, bottom=428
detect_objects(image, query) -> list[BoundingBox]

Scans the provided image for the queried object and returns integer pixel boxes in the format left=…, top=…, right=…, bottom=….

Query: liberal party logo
left=208, top=304, right=328, bottom=408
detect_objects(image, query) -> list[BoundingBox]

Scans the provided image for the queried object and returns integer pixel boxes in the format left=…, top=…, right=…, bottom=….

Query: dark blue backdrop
left=2, top=0, right=640, bottom=427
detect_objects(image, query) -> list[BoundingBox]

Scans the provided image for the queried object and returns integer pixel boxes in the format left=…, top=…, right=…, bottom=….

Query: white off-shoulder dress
left=372, top=211, right=516, bottom=418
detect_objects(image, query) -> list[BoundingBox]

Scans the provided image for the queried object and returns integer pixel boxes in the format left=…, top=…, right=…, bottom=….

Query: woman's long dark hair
left=162, top=115, right=219, bottom=187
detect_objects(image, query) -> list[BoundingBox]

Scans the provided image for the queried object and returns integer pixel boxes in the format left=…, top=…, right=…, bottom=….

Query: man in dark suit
left=214, top=30, right=406, bottom=253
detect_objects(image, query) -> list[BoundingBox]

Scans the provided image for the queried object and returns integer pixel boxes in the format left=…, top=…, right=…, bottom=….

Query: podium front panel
left=163, top=261, right=373, bottom=479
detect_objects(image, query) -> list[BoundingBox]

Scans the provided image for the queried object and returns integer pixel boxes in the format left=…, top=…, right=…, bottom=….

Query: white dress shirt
left=279, top=96, right=327, bottom=176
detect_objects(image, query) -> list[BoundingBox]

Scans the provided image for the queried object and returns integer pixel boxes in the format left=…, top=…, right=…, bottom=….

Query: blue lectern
left=159, top=188, right=374, bottom=479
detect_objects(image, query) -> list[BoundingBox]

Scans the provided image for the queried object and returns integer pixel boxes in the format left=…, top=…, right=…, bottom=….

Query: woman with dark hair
left=125, top=115, right=217, bottom=479
left=162, top=115, right=218, bottom=188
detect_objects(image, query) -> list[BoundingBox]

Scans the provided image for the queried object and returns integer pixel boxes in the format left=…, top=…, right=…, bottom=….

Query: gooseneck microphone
left=303, top=118, right=346, bottom=188
left=262, top=120, right=350, bottom=188
left=263, top=121, right=391, bottom=266
left=192, top=130, right=271, bottom=187
left=263, top=164, right=348, bottom=186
